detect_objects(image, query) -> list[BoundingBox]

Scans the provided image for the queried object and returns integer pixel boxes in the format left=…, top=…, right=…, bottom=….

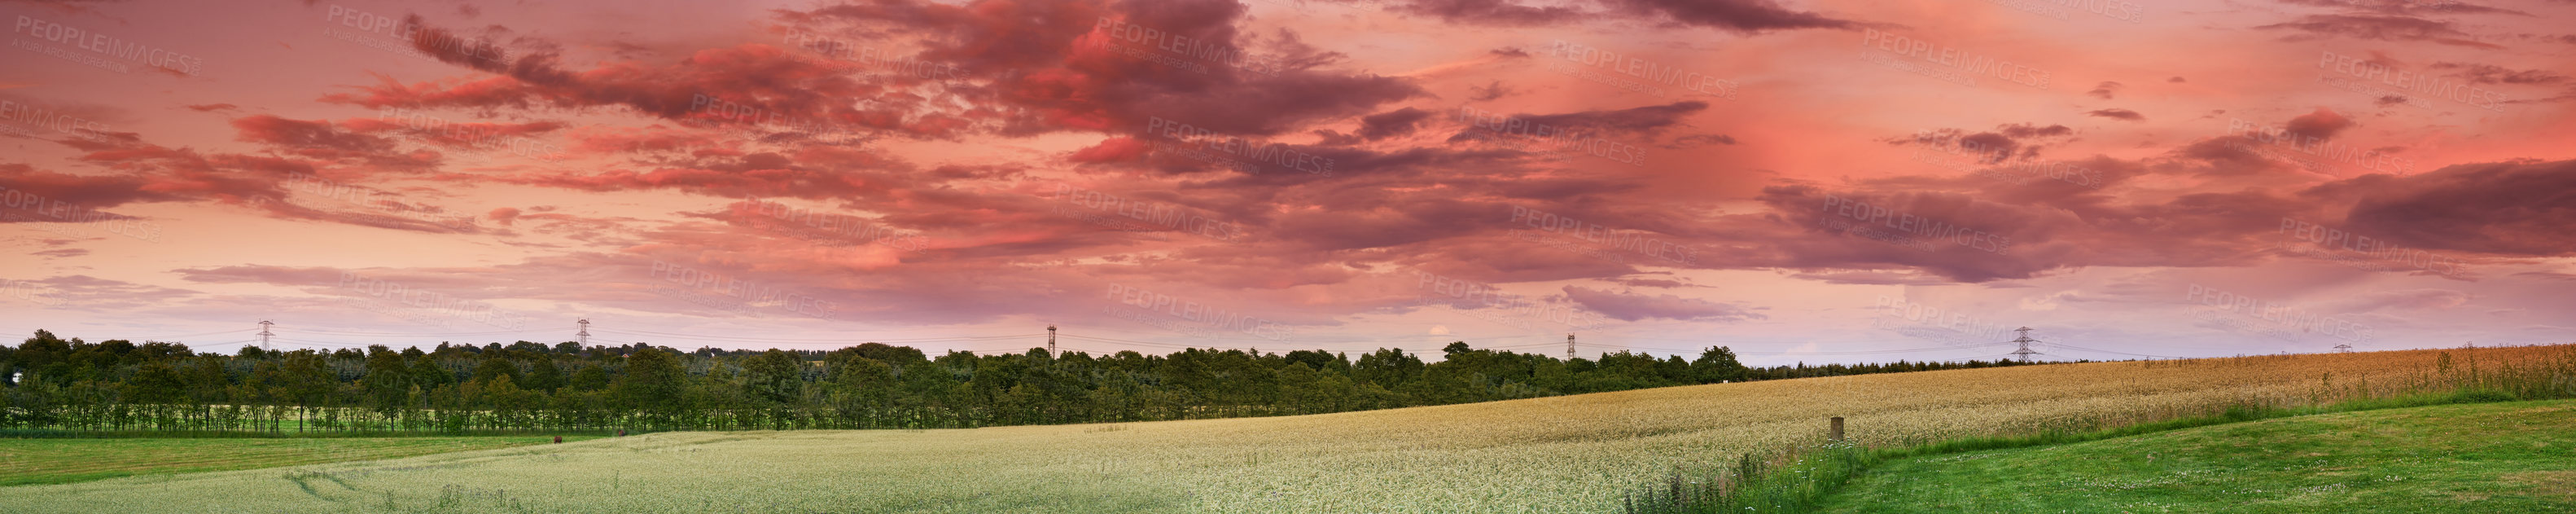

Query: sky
left=1, top=0, right=2571, bottom=365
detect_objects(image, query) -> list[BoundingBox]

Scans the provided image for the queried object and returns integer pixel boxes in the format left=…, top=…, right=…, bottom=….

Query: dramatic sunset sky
left=2, top=0, right=2570, bottom=363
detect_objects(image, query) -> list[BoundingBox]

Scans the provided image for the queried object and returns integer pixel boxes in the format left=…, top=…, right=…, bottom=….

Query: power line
left=269, top=337, right=378, bottom=347
left=1054, top=323, right=1326, bottom=341
left=1056, top=333, right=1471, bottom=355
left=182, top=340, right=261, bottom=349
left=1579, top=340, right=2009, bottom=357
left=290, top=327, right=557, bottom=336
left=594, top=327, right=1042, bottom=343
left=126, top=328, right=256, bottom=340
left=2046, top=342, right=2189, bottom=360
left=1058, top=333, right=1249, bottom=350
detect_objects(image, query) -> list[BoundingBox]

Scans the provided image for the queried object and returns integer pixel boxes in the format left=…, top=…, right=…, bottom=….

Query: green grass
left=0, top=436, right=596, bottom=486
left=1812, top=399, right=2576, bottom=513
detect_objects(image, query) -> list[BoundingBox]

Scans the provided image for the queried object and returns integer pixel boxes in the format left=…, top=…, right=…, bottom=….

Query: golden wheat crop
left=3, top=345, right=2564, bottom=513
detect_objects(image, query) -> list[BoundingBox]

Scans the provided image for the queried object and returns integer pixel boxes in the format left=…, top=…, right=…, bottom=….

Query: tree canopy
left=0, top=330, right=2048, bottom=433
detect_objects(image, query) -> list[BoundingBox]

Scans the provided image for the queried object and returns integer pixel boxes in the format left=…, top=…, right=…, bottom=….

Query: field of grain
left=2, top=346, right=2564, bottom=513
left=0, top=437, right=576, bottom=486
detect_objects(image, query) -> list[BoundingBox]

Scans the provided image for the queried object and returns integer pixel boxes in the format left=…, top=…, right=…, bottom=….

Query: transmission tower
left=2008, top=327, right=2042, bottom=362
left=576, top=318, right=591, bottom=346
left=257, top=320, right=274, bottom=351
left=1047, top=324, right=1058, bottom=358
left=1566, top=333, right=1576, bottom=361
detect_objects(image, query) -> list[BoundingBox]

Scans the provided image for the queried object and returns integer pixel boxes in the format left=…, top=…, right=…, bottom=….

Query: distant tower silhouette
left=257, top=320, right=274, bottom=351
left=576, top=319, right=591, bottom=346
left=1047, top=325, right=1058, bottom=358
left=1566, top=333, right=1576, bottom=361
left=2008, top=327, right=2043, bottom=362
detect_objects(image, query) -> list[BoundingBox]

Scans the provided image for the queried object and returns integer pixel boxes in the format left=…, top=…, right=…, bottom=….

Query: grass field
left=1814, top=399, right=2576, bottom=513
left=0, top=346, right=2564, bottom=513
left=0, top=437, right=589, bottom=486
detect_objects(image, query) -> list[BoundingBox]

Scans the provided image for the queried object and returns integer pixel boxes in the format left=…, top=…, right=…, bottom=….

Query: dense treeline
left=0, top=330, right=2048, bottom=433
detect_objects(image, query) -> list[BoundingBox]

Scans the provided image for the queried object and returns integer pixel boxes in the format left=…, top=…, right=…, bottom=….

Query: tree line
left=0, top=330, right=2048, bottom=433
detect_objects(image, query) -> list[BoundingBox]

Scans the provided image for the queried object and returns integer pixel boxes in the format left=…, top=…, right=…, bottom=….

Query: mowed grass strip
left=1815, top=399, right=2576, bottom=513
left=0, top=437, right=585, bottom=486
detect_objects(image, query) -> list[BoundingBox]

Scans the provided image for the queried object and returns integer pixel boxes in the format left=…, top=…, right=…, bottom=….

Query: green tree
left=361, top=352, right=410, bottom=402
left=568, top=362, right=610, bottom=392
left=743, top=349, right=804, bottom=406
left=122, top=362, right=188, bottom=404
left=277, top=352, right=336, bottom=433
left=14, top=330, right=71, bottom=385
left=1353, top=348, right=1423, bottom=392
left=614, top=349, right=687, bottom=428
left=471, top=356, right=521, bottom=386
left=827, top=358, right=894, bottom=425
left=484, top=374, right=541, bottom=429
left=410, top=355, right=453, bottom=389
left=524, top=355, right=566, bottom=393
left=1692, top=346, right=1749, bottom=384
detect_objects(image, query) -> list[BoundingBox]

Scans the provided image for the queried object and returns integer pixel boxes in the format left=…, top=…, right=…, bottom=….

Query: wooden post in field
left=1829, top=416, right=1845, bottom=442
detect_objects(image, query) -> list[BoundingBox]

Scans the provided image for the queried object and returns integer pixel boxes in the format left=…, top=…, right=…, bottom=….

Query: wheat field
left=3, top=346, right=2563, bottom=513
